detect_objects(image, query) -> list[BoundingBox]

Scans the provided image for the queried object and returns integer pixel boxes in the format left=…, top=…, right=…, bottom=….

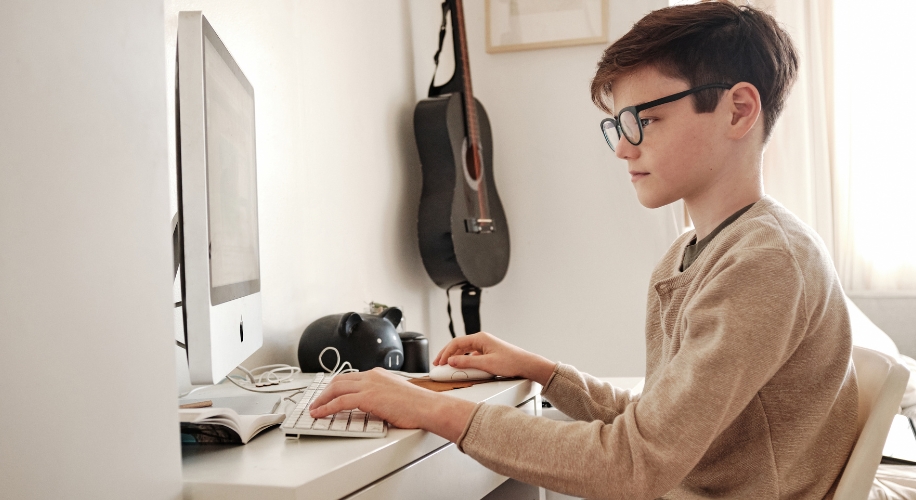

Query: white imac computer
left=175, top=11, right=263, bottom=385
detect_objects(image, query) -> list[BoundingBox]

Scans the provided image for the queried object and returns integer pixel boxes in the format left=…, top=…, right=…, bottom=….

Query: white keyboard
left=281, top=373, right=388, bottom=438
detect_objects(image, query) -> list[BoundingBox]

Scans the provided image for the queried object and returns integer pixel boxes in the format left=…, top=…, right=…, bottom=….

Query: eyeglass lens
left=601, top=119, right=620, bottom=151
left=619, top=110, right=640, bottom=145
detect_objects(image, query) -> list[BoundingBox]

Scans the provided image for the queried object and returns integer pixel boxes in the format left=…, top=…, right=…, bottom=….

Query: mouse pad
left=408, top=376, right=520, bottom=392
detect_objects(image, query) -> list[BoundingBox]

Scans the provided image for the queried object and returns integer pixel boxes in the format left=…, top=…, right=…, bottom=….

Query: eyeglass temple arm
left=634, top=83, right=733, bottom=112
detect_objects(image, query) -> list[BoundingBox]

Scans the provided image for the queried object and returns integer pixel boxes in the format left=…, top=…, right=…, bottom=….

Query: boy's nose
left=615, top=138, right=640, bottom=160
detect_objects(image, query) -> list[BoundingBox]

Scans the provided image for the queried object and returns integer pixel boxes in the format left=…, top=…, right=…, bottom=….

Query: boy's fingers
left=447, top=354, right=468, bottom=368
left=441, top=347, right=478, bottom=366
left=309, top=379, right=358, bottom=409
left=435, top=339, right=473, bottom=364
left=433, top=345, right=452, bottom=365
left=310, top=393, right=361, bottom=418
left=448, top=353, right=492, bottom=372
left=435, top=332, right=497, bottom=365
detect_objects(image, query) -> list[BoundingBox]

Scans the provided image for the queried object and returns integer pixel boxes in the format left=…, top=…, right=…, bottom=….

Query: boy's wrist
left=425, top=393, right=476, bottom=443
left=522, top=354, right=557, bottom=387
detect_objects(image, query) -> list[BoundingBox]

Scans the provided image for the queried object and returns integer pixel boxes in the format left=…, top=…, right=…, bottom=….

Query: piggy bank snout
left=380, top=346, right=404, bottom=370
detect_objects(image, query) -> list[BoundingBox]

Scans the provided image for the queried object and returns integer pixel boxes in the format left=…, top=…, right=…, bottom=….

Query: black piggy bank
left=298, top=307, right=405, bottom=373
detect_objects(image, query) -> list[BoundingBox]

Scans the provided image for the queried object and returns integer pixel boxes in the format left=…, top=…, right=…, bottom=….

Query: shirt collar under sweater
left=680, top=201, right=757, bottom=271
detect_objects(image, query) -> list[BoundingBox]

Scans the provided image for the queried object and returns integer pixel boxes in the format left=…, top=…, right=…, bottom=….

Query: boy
left=310, top=2, right=858, bottom=498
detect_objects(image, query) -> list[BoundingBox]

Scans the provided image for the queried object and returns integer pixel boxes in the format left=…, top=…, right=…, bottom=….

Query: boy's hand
left=308, top=368, right=475, bottom=442
left=433, top=332, right=557, bottom=386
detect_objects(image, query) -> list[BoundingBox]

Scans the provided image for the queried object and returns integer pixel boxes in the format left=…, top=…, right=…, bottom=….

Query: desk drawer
left=345, top=397, right=538, bottom=500
left=344, top=441, right=505, bottom=500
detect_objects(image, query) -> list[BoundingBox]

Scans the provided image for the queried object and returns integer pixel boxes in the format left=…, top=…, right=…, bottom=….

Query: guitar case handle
left=446, top=282, right=482, bottom=338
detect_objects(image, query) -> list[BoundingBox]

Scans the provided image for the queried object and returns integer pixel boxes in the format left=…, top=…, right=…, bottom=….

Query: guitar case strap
left=429, top=1, right=452, bottom=98
left=446, top=282, right=483, bottom=338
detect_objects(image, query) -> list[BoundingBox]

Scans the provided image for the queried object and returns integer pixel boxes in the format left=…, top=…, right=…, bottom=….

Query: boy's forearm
left=424, top=392, right=477, bottom=443
left=420, top=356, right=556, bottom=443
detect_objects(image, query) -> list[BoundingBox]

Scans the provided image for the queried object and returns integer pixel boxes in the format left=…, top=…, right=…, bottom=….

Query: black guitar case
left=414, top=0, right=510, bottom=336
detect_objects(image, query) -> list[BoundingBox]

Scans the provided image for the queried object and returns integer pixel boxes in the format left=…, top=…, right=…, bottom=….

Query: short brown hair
left=591, top=1, right=798, bottom=139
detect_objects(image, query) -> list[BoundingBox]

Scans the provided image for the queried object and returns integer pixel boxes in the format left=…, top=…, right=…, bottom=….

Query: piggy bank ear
left=380, top=307, right=402, bottom=328
left=337, top=312, right=362, bottom=338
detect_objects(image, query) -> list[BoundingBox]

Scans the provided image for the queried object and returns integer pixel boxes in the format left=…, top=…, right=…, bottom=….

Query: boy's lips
left=629, top=171, right=649, bottom=181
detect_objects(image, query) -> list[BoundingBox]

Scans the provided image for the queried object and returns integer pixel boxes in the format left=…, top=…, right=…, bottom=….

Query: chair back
left=834, top=346, right=909, bottom=500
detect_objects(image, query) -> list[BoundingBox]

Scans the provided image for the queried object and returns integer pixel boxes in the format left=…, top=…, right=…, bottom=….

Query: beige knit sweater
left=457, top=196, right=858, bottom=499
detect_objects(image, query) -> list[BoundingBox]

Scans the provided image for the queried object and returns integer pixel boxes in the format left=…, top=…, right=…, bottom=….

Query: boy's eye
left=640, top=117, right=655, bottom=127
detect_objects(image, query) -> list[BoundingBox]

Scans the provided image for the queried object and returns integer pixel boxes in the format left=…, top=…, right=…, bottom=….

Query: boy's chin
left=634, top=191, right=677, bottom=210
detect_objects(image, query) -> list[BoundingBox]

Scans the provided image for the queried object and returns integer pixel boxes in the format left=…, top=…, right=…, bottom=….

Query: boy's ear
left=725, top=82, right=762, bottom=140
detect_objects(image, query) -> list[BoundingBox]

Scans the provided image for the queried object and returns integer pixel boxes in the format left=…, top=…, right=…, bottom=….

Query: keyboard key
left=347, top=413, right=367, bottom=432
left=366, top=420, right=384, bottom=433
left=330, top=412, right=350, bottom=431
left=312, top=417, right=333, bottom=430
left=295, top=417, right=315, bottom=429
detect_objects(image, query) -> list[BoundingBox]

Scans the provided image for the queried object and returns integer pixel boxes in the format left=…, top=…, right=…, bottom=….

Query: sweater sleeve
left=456, top=248, right=808, bottom=500
left=541, top=363, right=639, bottom=423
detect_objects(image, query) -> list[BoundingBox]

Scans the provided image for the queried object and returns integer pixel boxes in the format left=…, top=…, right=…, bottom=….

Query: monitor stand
left=172, top=213, right=193, bottom=397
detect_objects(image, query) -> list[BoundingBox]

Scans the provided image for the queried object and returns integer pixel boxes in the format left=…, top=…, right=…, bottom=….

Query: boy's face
left=609, top=66, right=731, bottom=209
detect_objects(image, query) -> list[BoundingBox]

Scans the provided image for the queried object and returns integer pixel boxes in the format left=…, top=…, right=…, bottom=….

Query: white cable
left=319, top=346, right=359, bottom=377
left=221, top=363, right=305, bottom=393
left=214, top=349, right=358, bottom=395
left=223, top=373, right=312, bottom=393
left=232, top=365, right=257, bottom=385
left=232, top=363, right=301, bottom=387
left=177, top=385, right=210, bottom=399
left=254, top=364, right=300, bottom=386
left=282, top=390, right=305, bottom=405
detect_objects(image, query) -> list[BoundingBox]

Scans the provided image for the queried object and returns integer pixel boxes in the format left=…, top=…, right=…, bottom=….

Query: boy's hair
left=591, top=1, right=798, bottom=140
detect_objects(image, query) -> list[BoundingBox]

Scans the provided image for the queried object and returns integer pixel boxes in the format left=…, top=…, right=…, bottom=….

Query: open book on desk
left=180, top=407, right=285, bottom=444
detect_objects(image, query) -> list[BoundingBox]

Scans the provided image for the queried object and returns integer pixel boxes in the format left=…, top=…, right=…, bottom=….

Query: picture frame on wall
left=485, top=0, right=608, bottom=53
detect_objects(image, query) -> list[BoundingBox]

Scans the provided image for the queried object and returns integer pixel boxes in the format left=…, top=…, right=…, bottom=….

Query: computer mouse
left=429, top=364, right=496, bottom=382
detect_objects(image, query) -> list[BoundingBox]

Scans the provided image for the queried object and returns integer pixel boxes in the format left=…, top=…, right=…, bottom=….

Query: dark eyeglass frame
left=600, top=83, right=734, bottom=151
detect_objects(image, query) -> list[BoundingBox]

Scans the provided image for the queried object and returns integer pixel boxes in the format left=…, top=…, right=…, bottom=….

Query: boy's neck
left=685, top=159, right=764, bottom=241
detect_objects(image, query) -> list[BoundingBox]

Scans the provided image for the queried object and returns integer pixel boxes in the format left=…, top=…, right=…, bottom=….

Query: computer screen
left=176, top=11, right=263, bottom=385
left=202, top=33, right=261, bottom=304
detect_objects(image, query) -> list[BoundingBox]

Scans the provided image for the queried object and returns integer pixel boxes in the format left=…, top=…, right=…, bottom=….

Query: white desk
left=181, top=376, right=642, bottom=500
left=182, top=375, right=540, bottom=500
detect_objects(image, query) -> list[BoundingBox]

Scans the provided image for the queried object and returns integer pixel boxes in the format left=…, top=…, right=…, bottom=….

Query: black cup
left=398, top=332, right=429, bottom=373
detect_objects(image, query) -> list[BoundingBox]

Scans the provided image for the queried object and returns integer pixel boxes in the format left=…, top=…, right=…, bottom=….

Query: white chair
left=834, top=346, right=910, bottom=500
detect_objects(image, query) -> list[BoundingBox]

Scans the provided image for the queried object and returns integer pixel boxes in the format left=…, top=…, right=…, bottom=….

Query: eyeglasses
left=600, top=83, right=734, bottom=151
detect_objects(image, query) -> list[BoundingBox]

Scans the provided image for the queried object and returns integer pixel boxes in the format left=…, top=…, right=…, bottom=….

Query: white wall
left=0, top=1, right=181, bottom=498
